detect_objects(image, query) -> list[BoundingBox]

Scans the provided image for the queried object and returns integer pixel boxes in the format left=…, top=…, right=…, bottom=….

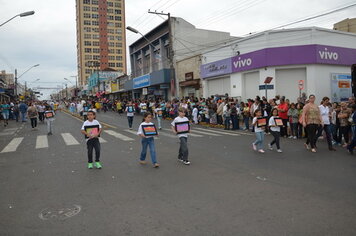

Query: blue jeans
left=157, top=116, right=162, bottom=129
left=21, top=112, right=26, bottom=122
left=254, top=131, right=265, bottom=150
left=243, top=116, right=249, bottom=130
left=140, top=137, right=157, bottom=164
left=348, top=126, right=356, bottom=151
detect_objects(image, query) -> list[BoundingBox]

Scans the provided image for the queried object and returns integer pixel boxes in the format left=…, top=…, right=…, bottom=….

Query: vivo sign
left=318, top=47, right=339, bottom=61
left=233, top=57, right=253, bottom=68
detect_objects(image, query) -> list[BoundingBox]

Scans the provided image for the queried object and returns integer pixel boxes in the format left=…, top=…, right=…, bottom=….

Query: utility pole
left=14, top=69, right=17, bottom=98
left=65, top=84, right=68, bottom=99
left=148, top=10, right=176, bottom=99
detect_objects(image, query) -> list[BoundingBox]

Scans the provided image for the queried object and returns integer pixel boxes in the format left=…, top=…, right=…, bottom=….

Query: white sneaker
left=252, top=143, right=257, bottom=151
left=268, top=144, right=273, bottom=150
left=289, top=136, right=293, bottom=139
left=258, top=149, right=265, bottom=153
left=293, top=136, right=297, bottom=139
left=277, top=149, right=283, bottom=153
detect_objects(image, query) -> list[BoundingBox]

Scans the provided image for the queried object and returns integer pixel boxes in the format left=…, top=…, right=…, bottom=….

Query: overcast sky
left=0, top=0, right=355, bottom=99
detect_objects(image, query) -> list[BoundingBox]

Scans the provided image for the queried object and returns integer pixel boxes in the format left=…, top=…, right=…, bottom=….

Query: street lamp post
left=0, top=11, right=35, bottom=28
left=15, top=64, right=40, bottom=98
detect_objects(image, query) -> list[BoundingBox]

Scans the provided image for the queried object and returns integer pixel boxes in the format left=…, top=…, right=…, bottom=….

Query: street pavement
left=0, top=110, right=356, bottom=236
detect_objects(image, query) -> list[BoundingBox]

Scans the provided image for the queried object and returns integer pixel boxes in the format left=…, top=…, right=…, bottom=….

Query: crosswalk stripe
left=193, top=127, right=240, bottom=136
left=162, top=128, right=203, bottom=137
left=104, top=130, right=134, bottom=141
left=99, top=137, right=107, bottom=143
left=36, top=135, right=48, bottom=149
left=61, top=133, right=80, bottom=146
left=190, top=130, right=221, bottom=136
left=157, top=132, right=178, bottom=138
left=1, top=137, right=24, bottom=153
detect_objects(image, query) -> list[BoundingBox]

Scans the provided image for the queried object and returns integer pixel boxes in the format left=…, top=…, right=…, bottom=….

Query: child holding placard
left=268, top=108, right=283, bottom=153
left=44, top=105, right=55, bottom=135
left=125, top=101, right=135, bottom=130
left=81, top=110, right=103, bottom=169
left=137, top=112, right=159, bottom=168
left=252, top=110, right=266, bottom=153
left=171, top=108, right=191, bottom=165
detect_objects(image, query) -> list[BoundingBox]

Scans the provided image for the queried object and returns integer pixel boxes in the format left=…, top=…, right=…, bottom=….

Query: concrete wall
left=176, top=55, right=202, bottom=98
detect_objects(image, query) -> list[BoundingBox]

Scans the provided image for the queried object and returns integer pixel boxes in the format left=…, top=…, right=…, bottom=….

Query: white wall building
left=200, top=27, right=356, bottom=102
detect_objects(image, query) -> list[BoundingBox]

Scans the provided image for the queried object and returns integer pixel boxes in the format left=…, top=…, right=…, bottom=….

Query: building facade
left=126, top=17, right=234, bottom=100
left=334, top=18, right=356, bottom=33
left=76, top=0, right=127, bottom=87
left=200, top=27, right=356, bottom=102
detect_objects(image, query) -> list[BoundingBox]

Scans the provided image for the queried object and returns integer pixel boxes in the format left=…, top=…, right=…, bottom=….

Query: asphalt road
left=0, top=110, right=355, bottom=236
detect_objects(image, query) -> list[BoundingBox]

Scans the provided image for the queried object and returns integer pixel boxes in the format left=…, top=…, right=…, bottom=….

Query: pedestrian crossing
left=0, top=128, right=253, bottom=154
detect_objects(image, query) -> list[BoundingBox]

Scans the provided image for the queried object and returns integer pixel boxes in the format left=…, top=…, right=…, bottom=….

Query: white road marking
left=104, top=130, right=134, bottom=141
left=99, top=137, right=107, bottom=143
left=194, top=127, right=240, bottom=136
left=1, top=137, right=24, bottom=153
left=36, top=135, right=48, bottom=149
left=61, top=133, right=80, bottom=146
left=190, top=130, right=221, bottom=136
left=162, top=128, right=203, bottom=137
left=157, top=132, right=178, bottom=138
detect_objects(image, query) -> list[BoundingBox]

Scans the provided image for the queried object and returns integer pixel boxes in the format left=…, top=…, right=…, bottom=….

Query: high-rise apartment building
left=76, top=0, right=126, bottom=87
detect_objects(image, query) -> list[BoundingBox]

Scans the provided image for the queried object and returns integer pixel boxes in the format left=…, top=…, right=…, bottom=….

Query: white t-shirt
left=137, top=121, right=154, bottom=137
left=155, top=108, right=163, bottom=117
left=319, top=105, right=330, bottom=125
left=140, top=103, right=147, bottom=112
left=253, top=117, right=264, bottom=133
left=171, top=116, right=189, bottom=138
left=126, top=106, right=135, bottom=117
left=81, top=119, right=102, bottom=140
left=268, top=116, right=280, bottom=132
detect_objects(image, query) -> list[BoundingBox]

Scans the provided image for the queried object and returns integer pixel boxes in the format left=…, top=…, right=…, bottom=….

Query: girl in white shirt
left=137, top=112, right=159, bottom=168
left=252, top=110, right=265, bottom=153
left=268, top=108, right=282, bottom=153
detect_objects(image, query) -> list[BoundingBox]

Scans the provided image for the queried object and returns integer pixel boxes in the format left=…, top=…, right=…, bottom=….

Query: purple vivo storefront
left=201, top=44, right=356, bottom=78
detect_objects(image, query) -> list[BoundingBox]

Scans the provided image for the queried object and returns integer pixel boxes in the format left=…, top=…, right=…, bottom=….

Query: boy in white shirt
left=81, top=110, right=103, bottom=169
left=171, top=108, right=191, bottom=165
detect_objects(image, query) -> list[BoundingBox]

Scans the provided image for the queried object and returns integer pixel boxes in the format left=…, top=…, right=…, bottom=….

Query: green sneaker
left=95, top=162, right=102, bottom=169
left=88, top=163, right=93, bottom=169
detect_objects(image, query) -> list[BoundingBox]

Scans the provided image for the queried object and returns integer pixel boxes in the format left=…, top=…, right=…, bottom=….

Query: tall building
left=75, top=0, right=127, bottom=87
left=333, top=18, right=356, bottom=33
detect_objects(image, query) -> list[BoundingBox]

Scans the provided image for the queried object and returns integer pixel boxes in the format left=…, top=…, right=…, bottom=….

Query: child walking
left=125, top=101, right=135, bottom=130
left=44, top=105, right=55, bottom=135
left=81, top=110, right=103, bottom=169
left=137, top=112, right=159, bottom=168
left=252, top=110, right=265, bottom=153
left=268, top=108, right=283, bottom=153
left=171, top=108, right=190, bottom=165
left=154, top=104, right=163, bottom=130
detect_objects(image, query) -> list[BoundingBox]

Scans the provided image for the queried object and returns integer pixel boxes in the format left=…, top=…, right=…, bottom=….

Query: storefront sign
left=160, top=84, right=169, bottom=89
left=331, top=74, right=352, bottom=102
left=259, top=85, right=274, bottom=90
left=185, top=72, right=194, bottom=81
left=142, top=88, right=148, bottom=95
left=133, top=74, right=150, bottom=89
left=202, top=44, right=356, bottom=78
left=111, top=82, right=119, bottom=92
left=99, top=71, right=123, bottom=80
left=200, top=58, right=232, bottom=78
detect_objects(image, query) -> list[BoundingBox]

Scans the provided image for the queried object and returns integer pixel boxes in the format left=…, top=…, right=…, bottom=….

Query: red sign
left=298, top=80, right=304, bottom=90
left=264, top=77, right=273, bottom=84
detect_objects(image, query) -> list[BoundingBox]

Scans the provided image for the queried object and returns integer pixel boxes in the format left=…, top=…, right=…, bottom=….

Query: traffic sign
left=298, top=80, right=304, bottom=90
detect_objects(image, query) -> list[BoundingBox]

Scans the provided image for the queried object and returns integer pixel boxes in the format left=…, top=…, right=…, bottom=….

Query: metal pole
left=65, top=84, right=68, bottom=99
left=15, top=69, right=17, bottom=98
left=265, top=83, right=268, bottom=99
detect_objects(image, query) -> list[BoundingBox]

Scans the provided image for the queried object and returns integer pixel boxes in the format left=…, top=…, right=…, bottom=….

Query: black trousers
left=87, top=138, right=101, bottom=163
left=38, top=112, right=45, bottom=122
left=270, top=131, right=280, bottom=149
left=339, top=126, right=350, bottom=144
left=316, top=124, right=333, bottom=148
left=127, top=116, right=133, bottom=128
left=306, top=124, right=319, bottom=149
left=280, top=119, right=288, bottom=137
left=178, top=137, right=189, bottom=161
left=30, top=118, right=37, bottom=128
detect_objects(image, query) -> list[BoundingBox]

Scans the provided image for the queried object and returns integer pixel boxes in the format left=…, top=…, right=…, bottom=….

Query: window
left=107, top=29, right=114, bottom=34
left=92, top=14, right=99, bottom=19
left=92, top=34, right=99, bottom=39
left=92, top=7, right=98, bottom=11
left=85, top=55, right=92, bottom=60
left=114, top=9, right=121, bottom=14
left=115, top=16, right=121, bottom=21
left=84, top=13, right=91, bottom=18
left=107, top=8, right=113, bottom=13
left=93, top=55, right=100, bottom=60
left=92, top=0, right=98, bottom=4
left=84, top=41, right=92, bottom=46
left=84, top=27, right=91, bottom=32
left=115, top=2, right=121, bottom=8
left=84, top=6, right=91, bottom=11
left=85, top=69, right=92, bottom=74
left=93, top=27, right=99, bottom=32
left=108, top=35, right=114, bottom=40
left=108, top=49, right=115, bottom=54
left=117, top=63, right=123, bottom=68
left=108, top=56, right=115, bottom=60
left=93, top=48, right=100, bottom=53
left=116, top=49, right=122, bottom=54
left=85, top=48, right=92, bottom=53
left=115, top=36, right=122, bottom=41
left=108, top=63, right=115, bottom=67
left=93, top=41, right=100, bottom=46
left=83, top=0, right=90, bottom=4
left=115, top=23, right=121, bottom=27
left=84, top=20, right=91, bottom=26
left=107, top=22, right=114, bottom=27
left=108, top=2, right=113, bottom=7
left=92, top=21, right=99, bottom=26
left=116, top=56, right=122, bottom=61
left=107, top=15, right=114, bottom=20
left=84, top=34, right=91, bottom=39
left=115, top=42, right=122, bottom=47
left=108, top=42, right=114, bottom=47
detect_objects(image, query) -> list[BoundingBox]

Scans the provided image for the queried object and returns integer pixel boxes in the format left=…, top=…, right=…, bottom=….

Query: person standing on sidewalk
left=27, top=103, right=38, bottom=130
left=125, top=101, right=135, bottom=130
left=0, top=101, right=10, bottom=127
left=171, top=108, right=191, bottom=165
